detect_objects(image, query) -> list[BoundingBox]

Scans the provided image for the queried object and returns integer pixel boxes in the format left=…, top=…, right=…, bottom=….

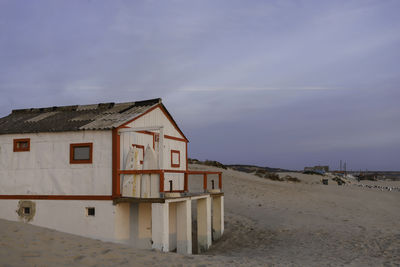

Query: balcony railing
left=116, top=169, right=222, bottom=196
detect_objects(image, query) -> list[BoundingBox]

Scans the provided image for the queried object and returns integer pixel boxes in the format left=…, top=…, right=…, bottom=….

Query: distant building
left=304, top=165, right=329, bottom=173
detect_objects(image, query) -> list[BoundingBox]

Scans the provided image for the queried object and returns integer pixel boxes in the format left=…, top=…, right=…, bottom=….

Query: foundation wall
left=128, top=203, right=152, bottom=249
left=169, top=202, right=177, bottom=251
left=0, top=199, right=117, bottom=242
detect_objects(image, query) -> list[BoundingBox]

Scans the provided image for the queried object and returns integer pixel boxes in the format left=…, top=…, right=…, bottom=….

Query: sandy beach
left=1, top=164, right=399, bottom=266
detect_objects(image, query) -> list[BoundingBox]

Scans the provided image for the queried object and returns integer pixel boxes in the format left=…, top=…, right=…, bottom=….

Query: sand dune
left=1, top=164, right=399, bottom=266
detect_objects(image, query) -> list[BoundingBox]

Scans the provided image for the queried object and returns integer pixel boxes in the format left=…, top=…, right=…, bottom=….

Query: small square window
left=23, top=207, right=31, bottom=215
left=70, top=143, right=93, bottom=164
left=13, top=138, right=30, bottom=152
left=86, top=207, right=95, bottom=216
left=171, top=150, right=180, bottom=168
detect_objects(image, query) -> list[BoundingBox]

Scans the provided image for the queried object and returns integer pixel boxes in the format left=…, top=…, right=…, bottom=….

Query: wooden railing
left=116, top=169, right=222, bottom=194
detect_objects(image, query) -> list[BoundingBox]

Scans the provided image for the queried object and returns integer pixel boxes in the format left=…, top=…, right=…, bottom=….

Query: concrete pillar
left=127, top=203, right=152, bottom=249
left=176, top=200, right=192, bottom=254
left=197, top=196, right=211, bottom=253
left=151, top=203, right=169, bottom=252
left=114, top=203, right=130, bottom=242
left=169, top=202, right=177, bottom=251
left=212, top=196, right=224, bottom=241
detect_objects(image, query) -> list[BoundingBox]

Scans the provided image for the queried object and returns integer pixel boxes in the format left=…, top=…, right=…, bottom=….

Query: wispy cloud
left=0, top=0, right=399, bottom=169
left=178, top=86, right=337, bottom=92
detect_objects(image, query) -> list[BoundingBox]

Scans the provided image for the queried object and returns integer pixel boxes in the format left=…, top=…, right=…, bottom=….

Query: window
left=86, top=207, right=95, bottom=216
left=13, top=138, right=30, bottom=152
left=23, top=207, right=31, bottom=215
left=70, top=143, right=93, bottom=164
left=171, top=150, right=180, bottom=168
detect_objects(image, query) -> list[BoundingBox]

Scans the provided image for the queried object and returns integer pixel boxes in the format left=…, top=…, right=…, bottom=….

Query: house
left=0, top=98, right=224, bottom=254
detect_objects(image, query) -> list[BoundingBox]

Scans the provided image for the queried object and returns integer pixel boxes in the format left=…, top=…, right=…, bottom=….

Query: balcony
left=114, top=169, right=223, bottom=203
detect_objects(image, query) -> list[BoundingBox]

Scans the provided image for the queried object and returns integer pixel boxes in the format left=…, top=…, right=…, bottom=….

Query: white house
left=0, top=98, right=224, bottom=254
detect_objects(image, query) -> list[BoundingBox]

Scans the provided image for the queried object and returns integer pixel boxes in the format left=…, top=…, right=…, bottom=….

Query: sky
left=0, top=0, right=399, bottom=171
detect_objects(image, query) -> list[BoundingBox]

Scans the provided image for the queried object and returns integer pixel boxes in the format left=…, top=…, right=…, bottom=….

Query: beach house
left=0, top=98, right=224, bottom=254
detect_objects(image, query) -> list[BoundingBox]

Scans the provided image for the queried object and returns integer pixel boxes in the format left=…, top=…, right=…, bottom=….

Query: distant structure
left=0, top=98, right=224, bottom=254
left=304, top=166, right=329, bottom=174
left=304, top=165, right=329, bottom=173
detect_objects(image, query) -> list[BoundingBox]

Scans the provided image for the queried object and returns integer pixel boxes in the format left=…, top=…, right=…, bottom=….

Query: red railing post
left=203, top=174, right=207, bottom=192
left=184, top=172, right=188, bottom=192
left=218, top=173, right=222, bottom=190
left=160, top=171, right=165, bottom=193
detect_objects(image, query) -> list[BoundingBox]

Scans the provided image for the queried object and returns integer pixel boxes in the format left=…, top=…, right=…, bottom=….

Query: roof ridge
left=11, top=98, right=161, bottom=115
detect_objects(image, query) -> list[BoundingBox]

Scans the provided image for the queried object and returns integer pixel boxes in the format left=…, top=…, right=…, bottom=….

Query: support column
left=212, top=196, right=224, bottom=241
left=151, top=203, right=169, bottom=252
left=176, top=200, right=192, bottom=254
left=169, top=202, right=177, bottom=251
left=114, top=203, right=130, bottom=242
left=197, top=196, right=211, bottom=253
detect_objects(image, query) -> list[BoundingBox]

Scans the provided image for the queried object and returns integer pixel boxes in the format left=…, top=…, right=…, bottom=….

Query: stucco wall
left=123, top=107, right=187, bottom=191
left=0, top=199, right=118, bottom=242
left=126, top=106, right=183, bottom=139
left=0, top=131, right=112, bottom=195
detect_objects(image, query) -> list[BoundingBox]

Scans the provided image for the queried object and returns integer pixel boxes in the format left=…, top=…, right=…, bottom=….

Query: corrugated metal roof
left=0, top=98, right=161, bottom=134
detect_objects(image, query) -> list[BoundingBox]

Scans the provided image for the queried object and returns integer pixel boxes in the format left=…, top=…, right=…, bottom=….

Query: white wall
left=0, top=131, right=112, bottom=195
left=126, top=106, right=183, bottom=139
left=0, top=199, right=118, bottom=242
left=120, top=132, right=154, bottom=169
left=123, top=106, right=187, bottom=191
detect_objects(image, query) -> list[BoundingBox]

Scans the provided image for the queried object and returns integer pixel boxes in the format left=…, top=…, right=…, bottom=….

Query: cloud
left=0, top=0, right=399, bottom=169
left=178, top=86, right=337, bottom=92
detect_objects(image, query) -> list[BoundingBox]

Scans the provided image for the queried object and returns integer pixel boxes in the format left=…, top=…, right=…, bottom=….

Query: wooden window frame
left=132, top=144, right=145, bottom=164
left=13, top=138, right=30, bottom=152
left=171, top=150, right=180, bottom=168
left=70, top=143, right=93, bottom=164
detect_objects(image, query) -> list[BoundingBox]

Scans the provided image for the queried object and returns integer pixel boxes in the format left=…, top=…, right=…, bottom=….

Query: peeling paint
left=16, top=200, right=36, bottom=222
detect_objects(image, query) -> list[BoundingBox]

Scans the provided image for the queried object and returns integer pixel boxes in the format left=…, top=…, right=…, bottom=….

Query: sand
left=1, top=164, right=399, bottom=266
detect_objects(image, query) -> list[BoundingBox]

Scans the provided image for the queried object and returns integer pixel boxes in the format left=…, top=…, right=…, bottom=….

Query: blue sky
left=1, top=0, right=399, bottom=170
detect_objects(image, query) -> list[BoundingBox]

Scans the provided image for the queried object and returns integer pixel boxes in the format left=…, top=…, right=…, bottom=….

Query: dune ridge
left=0, top=164, right=399, bottom=266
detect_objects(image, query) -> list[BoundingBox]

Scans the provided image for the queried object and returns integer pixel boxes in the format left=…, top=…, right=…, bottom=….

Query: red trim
left=171, top=150, right=180, bottom=168
left=70, top=143, right=93, bottom=164
left=117, top=169, right=222, bottom=175
left=182, top=170, right=222, bottom=175
left=160, top=171, right=165, bottom=193
left=0, top=195, right=112, bottom=200
left=154, top=133, right=159, bottom=149
left=13, top=138, right=30, bottom=152
left=116, top=169, right=222, bottom=191
left=132, top=144, right=145, bottom=164
left=166, top=190, right=185, bottom=193
left=137, top=130, right=156, bottom=149
left=185, top=142, right=188, bottom=171
left=184, top=173, right=188, bottom=192
left=119, top=104, right=160, bottom=129
left=119, top=169, right=160, bottom=174
left=137, top=130, right=154, bottom=136
left=112, top=129, right=119, bottom=198
left=158, top=104, right=189, bottom=142
left=119, top=104, right=188, bottom=142
left=165, top=135, right=187, bottom=143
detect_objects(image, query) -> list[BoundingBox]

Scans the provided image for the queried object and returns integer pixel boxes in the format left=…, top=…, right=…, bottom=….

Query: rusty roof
left=0, top=98, right=162, bottom=134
